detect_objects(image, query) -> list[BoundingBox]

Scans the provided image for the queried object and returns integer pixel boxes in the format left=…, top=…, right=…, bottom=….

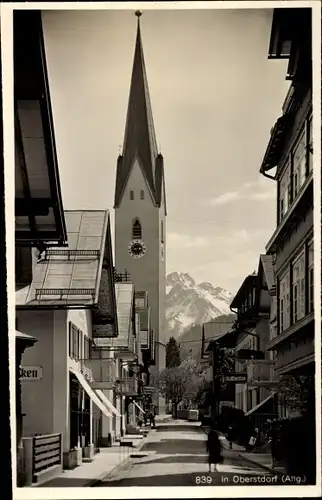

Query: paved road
left=95, top=422, right=281, bottom=486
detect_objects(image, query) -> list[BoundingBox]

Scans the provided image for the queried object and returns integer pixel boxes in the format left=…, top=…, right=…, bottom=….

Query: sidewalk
left=36, top=436, right=149, bottom=488
left=237, top=450, right=285, bottom=475
left=220, top=437, right=285, bottom=475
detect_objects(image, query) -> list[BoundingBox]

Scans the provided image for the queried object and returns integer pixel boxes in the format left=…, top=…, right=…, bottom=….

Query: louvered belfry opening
left=132, top=219, right=142, bottom=239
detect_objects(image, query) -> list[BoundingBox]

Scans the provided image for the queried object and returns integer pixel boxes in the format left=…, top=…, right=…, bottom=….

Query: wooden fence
left=32, top=433, right=62, bottom=481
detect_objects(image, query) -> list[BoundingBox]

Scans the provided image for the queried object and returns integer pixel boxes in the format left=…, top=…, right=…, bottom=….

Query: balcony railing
left=44, top=249, right=100, bottom=260
left=247, top=359, right=278, bottom=388
left=114, top=377, right=138, bottom=396
left=81, top=358, right=116, bottom=390
left=114, top=269, right=132, bottom=283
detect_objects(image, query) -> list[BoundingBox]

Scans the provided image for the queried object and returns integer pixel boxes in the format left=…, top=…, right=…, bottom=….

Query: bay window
left=292, top=252, right=305, bottom=323
left=279, top=271, right=290, bottom=333
left=293, top=128, right=307, bottom=197
left=279, top=162, right=290, bottom=221
left=308, top=239, right=314, bottom=313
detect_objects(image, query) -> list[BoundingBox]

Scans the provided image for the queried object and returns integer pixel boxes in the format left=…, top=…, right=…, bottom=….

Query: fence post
left=59, top=434, right=63, bottom=469
left=22, top=438, right=33, bottom=486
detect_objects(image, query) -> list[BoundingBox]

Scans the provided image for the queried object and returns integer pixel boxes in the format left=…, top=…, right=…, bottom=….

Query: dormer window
left=130, top=190, right=134, bottom=200
left=140, top=190, right=144, bottom=200
left=132, top=218, right=142, bottom=239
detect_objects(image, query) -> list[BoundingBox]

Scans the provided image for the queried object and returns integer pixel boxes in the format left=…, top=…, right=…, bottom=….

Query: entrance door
left=70, top=374, right=80, bottom=449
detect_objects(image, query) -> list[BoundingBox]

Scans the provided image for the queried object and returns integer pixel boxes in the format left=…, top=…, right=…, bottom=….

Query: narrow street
left=94, top=422, right=280, bottom=487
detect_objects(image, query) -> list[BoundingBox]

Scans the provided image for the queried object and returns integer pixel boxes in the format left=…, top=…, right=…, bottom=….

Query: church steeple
left=114, top=11, right=161, bottom=207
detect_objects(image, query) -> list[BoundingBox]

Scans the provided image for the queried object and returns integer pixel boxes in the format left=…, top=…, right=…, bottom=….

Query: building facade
left=14, top=10, right=68, bottom=485
left=228, top=266, right=278, bottom=431
left=259, top=8, right=314, bottom=416
left=113, top=14, right=167, bottom=413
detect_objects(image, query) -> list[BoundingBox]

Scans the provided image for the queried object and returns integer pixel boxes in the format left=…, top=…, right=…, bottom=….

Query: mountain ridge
left=165, top=271, right=233, bottom=341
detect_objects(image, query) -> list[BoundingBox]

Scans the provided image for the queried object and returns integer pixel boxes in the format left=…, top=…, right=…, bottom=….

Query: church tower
left=114, top=12, right=167, bottom=381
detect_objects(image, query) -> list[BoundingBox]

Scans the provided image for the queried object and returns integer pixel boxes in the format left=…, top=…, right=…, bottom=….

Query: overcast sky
left=43, top=8, right=289, bottom=294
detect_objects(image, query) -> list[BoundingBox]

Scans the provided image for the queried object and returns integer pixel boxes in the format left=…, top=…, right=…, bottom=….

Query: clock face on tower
left=128, top=239, right=147, bottom=259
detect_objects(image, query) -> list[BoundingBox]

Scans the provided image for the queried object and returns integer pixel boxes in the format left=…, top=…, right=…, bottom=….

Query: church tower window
left=132, top=218, right=142, bottom=239
left=161, top=220, right=164, bottom=243
left=130, top=190, right=134, bottom=200
left=140, top=190, right=144, bottom=200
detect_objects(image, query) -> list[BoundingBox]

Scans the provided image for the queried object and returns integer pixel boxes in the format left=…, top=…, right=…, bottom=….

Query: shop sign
left=222, top=373, right=247, bottom=383
left=20, top=366, right=43, bottom=380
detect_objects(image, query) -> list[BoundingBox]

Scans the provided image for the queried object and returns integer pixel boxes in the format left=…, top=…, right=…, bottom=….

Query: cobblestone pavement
left=94, top=423, right=282, bottom=486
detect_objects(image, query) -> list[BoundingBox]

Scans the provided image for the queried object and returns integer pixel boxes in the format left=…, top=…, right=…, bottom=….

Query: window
left=279, top=271, right=290, bottom=333
left=132, top=218, right=142, bottom=239
left=69, top=321, right=84, bottom=360
left=308, top=239, right=314, bottom=313
left=293, top=129, right=307, bottom=197
left=292, top=252, right=305, bottom=323
left=84, top=335, right=91, bottom=360
left=140, top=190, right=144, bottom=200
left=308, top=116, right=313, bottom=172
left=279, top=161, right=291, bottom=221
left=161, top=220, right=164, bottom=243
left=130, top=190, right=134, bottom=200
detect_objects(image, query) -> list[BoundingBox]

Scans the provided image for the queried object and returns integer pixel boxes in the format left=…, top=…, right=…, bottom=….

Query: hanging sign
left=222, top=373, right=247, bottom=384
left=20, top=366, right=43, bottom=380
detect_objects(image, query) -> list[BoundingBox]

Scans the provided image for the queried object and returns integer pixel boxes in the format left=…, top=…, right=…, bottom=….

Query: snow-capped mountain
left=165, top=271, right=233, bottom=339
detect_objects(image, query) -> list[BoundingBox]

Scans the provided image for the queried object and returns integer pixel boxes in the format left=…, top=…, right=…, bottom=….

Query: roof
left=230, top=274, right=258, bottom=309
left=202, top=320, right=234, bottom=353
left=15, top=330, right=37, bottom=343
left=14, top=11, right=67, bottom=246
left=114, top=16, right=166, bottom=214
left=106, top=283, right=135, bottom=351
left=259, top=254, right=276, bottom=293
left=16, top=210, right=109, bottom=308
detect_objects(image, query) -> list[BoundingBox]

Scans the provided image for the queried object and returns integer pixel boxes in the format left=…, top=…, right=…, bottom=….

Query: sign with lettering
left=20, top=366, right=43, bottom=380
left=222, top=373, right=247, bottom=384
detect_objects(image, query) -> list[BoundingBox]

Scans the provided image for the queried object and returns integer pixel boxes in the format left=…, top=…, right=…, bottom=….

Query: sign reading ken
left=20, top=366, right=43, bottom=380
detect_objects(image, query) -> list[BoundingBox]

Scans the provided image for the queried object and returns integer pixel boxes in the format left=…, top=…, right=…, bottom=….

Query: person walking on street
left=206, top=426, right=223, bottom=473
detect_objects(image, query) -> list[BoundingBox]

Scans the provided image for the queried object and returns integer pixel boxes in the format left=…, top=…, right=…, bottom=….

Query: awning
left=131, top=399, right=146, bottom=414
left=70, top=368, right=112, bottom=419
left=245, top=392, right=276, bottom=416
left=95, top=389, right=121, bottom=417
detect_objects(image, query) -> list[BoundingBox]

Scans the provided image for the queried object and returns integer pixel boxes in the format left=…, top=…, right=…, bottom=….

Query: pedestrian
left=206, top=425, right=223, bottom=473
left=248, top=428, right=259, bottom=452
left=227, top=426, right=233, bottom=450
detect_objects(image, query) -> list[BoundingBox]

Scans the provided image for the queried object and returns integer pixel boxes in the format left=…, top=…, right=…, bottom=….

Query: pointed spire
left=114, top=11, right=159, bottom=207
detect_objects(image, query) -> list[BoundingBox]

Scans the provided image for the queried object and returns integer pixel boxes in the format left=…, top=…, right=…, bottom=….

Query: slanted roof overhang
left=260, top=114, right=293, bottom=174
left=14, top=10, right=67, bottom=246
left=230, top=275, right=257, bottom=310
